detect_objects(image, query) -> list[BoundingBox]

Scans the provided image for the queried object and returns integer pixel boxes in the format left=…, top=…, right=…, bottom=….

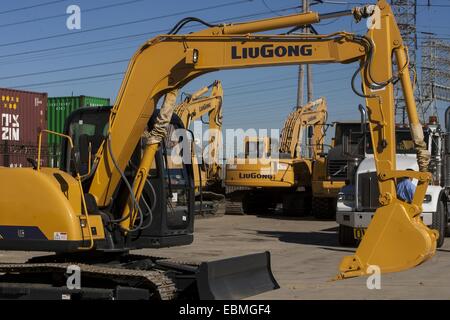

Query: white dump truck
left=334, top=107, right=450, bottom=248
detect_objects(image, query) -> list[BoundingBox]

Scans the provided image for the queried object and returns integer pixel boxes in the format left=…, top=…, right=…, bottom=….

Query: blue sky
left=0, top=0, right=448, bottom=135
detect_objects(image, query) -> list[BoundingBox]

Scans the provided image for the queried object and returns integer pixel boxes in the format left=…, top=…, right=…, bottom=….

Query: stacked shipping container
left=0, top=91, right=111, bottom=168
left=0, top=88, right=48, bottom=167
left=47, top=96, right=111, bottom=166
left=47, top=96, right=111, bottom=146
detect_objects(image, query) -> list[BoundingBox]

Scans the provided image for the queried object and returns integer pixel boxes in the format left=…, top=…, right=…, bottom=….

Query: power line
left=224, top=88, right=351, bottom=116
left=225, top=78, right=348, bottom=98
left=10, top=72, right=125, bottom=89
left=0, top=0, right=253, bottom=47
left=0, top=59, right=128, bottom=81
left=0, top=0, right=144, bottom=29
left=0, top=5, right=299, bottom=62
left=10, top=69, right=347, bottom=93
left=319, top=0, right=450, bottom=7
left=0, top=0, right=67, bottom=15
left=226, top=66, right=350, bottom=90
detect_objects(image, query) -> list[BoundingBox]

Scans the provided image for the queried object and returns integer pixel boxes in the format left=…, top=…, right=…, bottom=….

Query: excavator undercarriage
left=0, top=251, right=277, bottom=300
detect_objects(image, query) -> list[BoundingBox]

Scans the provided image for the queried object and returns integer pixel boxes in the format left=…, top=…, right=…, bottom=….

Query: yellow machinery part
left=225, top=159, right=312, bottom=188
left=311, top=158, right=345, bottom=198
left=0, top=168, right=105, bottom=243
left=337, top=200, right=437, bottom=278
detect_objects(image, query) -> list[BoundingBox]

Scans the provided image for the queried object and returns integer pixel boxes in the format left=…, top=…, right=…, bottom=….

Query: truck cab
left=335, top=119, right=449, bottom=248
left=311, top=121, right=364, bottom=219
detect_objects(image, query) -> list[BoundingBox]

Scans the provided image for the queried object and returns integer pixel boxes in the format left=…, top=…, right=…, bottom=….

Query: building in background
left=0, top=88, right=48, bottom=168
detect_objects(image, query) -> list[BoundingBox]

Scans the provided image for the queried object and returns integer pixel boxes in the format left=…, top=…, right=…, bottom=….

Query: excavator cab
left=244, top=136, right=272, bottom=159
left=60, top=106, right=195, bottom=248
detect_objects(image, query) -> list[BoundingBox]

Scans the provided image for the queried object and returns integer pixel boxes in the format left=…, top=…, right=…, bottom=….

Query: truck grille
left=357, top=171, right=380, bottom=211
left=327, top=160, right=348, bottom=180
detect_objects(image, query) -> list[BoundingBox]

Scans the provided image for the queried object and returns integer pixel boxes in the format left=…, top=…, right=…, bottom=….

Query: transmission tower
left=390, top=0, right=418, bottom=124
left=420, top=35, right=450, bottom=120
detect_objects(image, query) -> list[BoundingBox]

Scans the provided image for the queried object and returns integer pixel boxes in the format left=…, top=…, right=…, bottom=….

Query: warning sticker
left=54, top=232, right=68, bottom=241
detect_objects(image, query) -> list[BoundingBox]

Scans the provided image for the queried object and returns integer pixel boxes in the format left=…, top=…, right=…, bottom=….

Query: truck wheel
left=338, top=225, right=357, bottom=247
left=431, top=200, right=446, bottom=248
left=445, top=202, right=450, bottom=237
left=312, top=197, right=336, bottom=220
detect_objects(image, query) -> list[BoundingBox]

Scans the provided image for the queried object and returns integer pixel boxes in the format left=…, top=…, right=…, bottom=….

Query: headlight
left=337, top=193, right=355, bottom=202
left=423, top=194, right=432, bottom=203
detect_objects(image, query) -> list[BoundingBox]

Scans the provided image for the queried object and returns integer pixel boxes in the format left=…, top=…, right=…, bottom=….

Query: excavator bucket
left=196, top=251, right=279, bottom=300
left=337, top=201, right=437, bottom=279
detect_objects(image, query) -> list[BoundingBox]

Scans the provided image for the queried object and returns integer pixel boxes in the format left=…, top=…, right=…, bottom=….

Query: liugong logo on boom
left=231, top=44, right=313, bottom=59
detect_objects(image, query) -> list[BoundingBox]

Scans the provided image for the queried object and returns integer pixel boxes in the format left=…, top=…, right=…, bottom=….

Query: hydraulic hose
left=106, top=134, right=147, bottom=232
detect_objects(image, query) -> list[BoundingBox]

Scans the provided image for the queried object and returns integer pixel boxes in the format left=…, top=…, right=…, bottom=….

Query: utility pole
left=296, top=0, right=314, bottom=157
left=296, top=0, right=313, bottom=108
left=304, top=0, right=313, bottom=101
left=296, top=66, right=304, bottom=107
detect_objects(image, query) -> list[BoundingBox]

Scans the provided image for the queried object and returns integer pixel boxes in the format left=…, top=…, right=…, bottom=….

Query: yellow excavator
left=225, top=97, right=327, bottom=215
left=0, top=0, right=437, bottom=298
left=174, top=81, right=226, bottom=217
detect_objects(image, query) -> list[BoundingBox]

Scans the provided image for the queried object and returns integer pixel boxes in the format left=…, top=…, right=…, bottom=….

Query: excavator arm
left=279, top=97, right=328, bottom=159
left=174, top=81, right=223, bottom=185
left=82, top=0, right=433, bottom=278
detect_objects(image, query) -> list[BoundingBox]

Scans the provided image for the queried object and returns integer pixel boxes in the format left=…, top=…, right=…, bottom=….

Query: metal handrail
left=37, top=129, right=94, bottom=251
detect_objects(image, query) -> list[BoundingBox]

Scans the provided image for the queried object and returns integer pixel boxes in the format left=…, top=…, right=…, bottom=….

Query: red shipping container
left=0, top=88, right=48, bottom=167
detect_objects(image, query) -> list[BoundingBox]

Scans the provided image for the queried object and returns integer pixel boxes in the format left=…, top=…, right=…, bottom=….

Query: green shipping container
left=47, top=95, right=111, bottom=146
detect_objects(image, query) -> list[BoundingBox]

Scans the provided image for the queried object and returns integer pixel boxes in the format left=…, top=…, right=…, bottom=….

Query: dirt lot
left=1, top=213, right=450, bottom=299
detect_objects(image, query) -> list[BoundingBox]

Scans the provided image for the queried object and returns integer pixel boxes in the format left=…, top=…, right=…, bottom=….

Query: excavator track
left=0, top=251, right=278, bottom=300
left=0, top=261, right=177, bottom=300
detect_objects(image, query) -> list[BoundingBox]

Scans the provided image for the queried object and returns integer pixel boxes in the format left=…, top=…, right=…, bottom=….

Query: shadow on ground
left=252, top=213, right=337, bottom=223
left=319, top=247, right=356, bottom=253
left=257, top=230, right=342, bottom=248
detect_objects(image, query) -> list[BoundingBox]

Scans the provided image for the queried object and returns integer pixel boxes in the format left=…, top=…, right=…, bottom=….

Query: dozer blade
left=337, top=201, right=438, bottom=279
left=196, top=251, right=279, bottom=300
